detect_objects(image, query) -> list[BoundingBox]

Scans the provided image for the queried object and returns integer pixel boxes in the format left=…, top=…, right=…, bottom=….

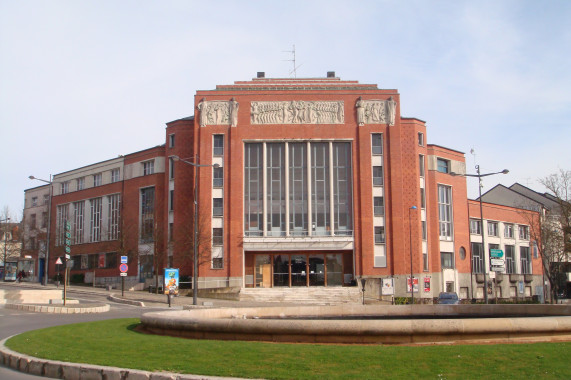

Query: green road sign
left=490, top=249, right=504, bottom=258
left=65, top=221, right=71, bottom=230
left=65, top=246, right=71, bottom=253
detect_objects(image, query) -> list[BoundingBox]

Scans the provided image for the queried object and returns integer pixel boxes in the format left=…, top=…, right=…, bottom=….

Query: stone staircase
left=239, top=286, right=361, bottom=304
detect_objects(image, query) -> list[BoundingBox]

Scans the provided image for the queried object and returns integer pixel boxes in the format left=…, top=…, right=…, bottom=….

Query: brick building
left=22, top=73, right=544, bottom=300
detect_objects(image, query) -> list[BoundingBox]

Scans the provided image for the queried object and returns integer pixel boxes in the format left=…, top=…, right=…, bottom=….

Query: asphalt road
left=0, top=284, right=172, bottom=379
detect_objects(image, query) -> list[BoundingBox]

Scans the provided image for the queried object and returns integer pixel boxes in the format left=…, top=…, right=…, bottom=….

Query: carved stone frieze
left=197, top=98, right=239, bottom=127
left=355, top=97, right=397, bottom=126
left=250, top=101, right=344, bottom=124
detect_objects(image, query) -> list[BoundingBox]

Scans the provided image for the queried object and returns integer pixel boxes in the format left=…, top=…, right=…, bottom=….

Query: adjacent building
left=22, top=73, right=547, bottom=301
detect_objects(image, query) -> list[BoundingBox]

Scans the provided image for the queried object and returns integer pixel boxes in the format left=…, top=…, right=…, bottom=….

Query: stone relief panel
left=355, top=97, right=397, bottom=126
left=197, top=98, right=239, bottom=127
left=250, top=101, right=344, bottom=124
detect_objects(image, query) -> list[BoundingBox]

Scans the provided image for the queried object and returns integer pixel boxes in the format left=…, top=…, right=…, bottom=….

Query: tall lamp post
left=1, top=217, right=10, bottom=281
left=172, top=155, right=219, bottom=305
left=409, top=206, right=417, bottom=304
left=451, top=165, right=508, bottom=304
left=29, top=175, right=53, bottom=286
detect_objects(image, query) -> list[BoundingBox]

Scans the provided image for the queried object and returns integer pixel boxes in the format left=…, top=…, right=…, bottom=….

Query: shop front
left=245, top=251, right=354, bottom=288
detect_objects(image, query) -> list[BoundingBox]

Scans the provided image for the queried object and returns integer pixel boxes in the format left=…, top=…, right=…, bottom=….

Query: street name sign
left=491, top=266, right=505, bottom=272
left=491, top=258, right=505, bottom=266
left=490, top=249, right=504, bottom=258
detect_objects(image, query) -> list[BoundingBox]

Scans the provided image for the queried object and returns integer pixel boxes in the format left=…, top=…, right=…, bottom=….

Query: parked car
left=437, top=292, right=460, bottom=304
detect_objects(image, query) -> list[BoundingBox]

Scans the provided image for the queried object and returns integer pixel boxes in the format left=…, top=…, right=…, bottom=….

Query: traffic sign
left=491, top=258, right=505, bottom=266
left=120, top=263, right=128, bottom=273
left=55, top=257, right=63, bottom=265
left=491, top=266, right=505, bottom=272
left=121, top=256, right=128, bottom=264
left=65, top=246, right=71, bottom=253
left=120, top=272, right=128, bottom=277
left=490, top=249, right=504, bottom=258
left=65, top=254, right=70, bottom=259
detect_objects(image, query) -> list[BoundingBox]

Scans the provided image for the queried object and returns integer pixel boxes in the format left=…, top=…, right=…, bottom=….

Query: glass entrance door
left=291, top=255, right=307, bottom=286
left=273, top=255, right=290, bottom=287
left=308, top=254, right=325, bottom=286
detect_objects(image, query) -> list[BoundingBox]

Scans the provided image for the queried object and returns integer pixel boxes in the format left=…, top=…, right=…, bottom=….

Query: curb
left=0, top=337, right=256, bottom=380
left=108, top=294, right=146, bottom=307
left=4, top=303, right=110, bottom=314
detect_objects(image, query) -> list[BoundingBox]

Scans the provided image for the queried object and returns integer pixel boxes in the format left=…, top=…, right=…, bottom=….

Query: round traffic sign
left=120, top=263, right=128, bottom=273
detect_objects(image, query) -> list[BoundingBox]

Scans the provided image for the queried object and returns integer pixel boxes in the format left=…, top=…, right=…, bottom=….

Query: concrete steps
left=239, top=287, right=361, bottom=304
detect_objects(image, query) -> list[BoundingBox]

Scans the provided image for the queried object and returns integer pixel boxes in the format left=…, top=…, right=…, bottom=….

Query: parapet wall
left=0, top=289, right=62, bottom=305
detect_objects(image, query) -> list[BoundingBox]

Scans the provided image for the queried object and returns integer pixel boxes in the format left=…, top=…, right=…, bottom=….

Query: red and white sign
left=55, top=257, right=63, bottom=265
left=120, top=263, right=128, bottom=273
left=424, top=277, right=431, bottom=292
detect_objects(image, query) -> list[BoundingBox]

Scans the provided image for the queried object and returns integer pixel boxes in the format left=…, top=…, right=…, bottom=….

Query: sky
left=1, top=0, right=570, bottom=221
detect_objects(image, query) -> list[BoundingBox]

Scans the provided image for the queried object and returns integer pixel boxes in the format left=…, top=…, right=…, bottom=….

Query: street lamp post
left=451, top=166, right=508, bottom=304
left=409, top=206, right=417, bottom=304
left=1, top=217, right=10, bottom=281
left=29, top=175, right=53, bottom=286
left=172, top=155, right=219, bottom=305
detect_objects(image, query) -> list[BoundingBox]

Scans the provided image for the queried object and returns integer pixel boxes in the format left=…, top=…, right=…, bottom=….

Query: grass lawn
left=6, top=318, right=571, bottom=379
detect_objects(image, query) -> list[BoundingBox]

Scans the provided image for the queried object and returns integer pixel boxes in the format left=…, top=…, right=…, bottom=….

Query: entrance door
left=38, top=258, right=45, bottom=284
left=308, top=254, right=325, bottom=286
left=291, top=255, right=307, bottom=286
left=273, top=255, right=290, bottom=287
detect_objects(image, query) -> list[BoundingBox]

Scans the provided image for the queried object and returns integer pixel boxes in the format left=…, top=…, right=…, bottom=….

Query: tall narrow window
left=374, top=226, right=385, bottom=244
left=487, top=222, right=498, bottom=237
left=213, top=166, right=223, bottom=187
left=77, top=177, right=85, bottom=191
left=212, top=228, right=223, bottom=246
left=371, top=133, right=383, bottom=155
left=470, top=219, right=482, bottom=235
left=311, top=143, right=330, bottom=236
left=169, top=157, right=175, bottom=179
left=213, top=198, right=223, bottom=216
left=423, top=252, right=428, bottom=271
left=504, top=224, right=514, bottom=238
left=438, top=185, right=453, bottom=239
left=41, top=212, right=48, bottom=229
left=107, top=194, right=120, bottom=240
left=374, top=196, right=384, bottom=216
left=519, top=225, right=529, bottom=240
left=421, top=220, right=427, bottom=240
left=89, top=197, right=102, bottom=242
left=244, top=143, right=262, bottom=236
left=520, top=246, right=531, bottom=274
left=213, top=135, right=224, bottom=156
left=372, top=166, right=383, bottom=186
left=333, top=142, right=352, bottom=236
left=267, top=143, right=285, bottom=236
left=111, top=168, right=120, bottom=183
left=169, top=190, right=174, bottom=211
left=61, top=182, right=69, bottom=194
left=289, top=142, right=307, bottom=236
left=419, top=155, right=425, bottom=177
left=420, top=188, right=426, bottom=209
left=56, top=204, right=69, bottom=246
left=418, top=132, right=424, bottom=146
left=140, top=187, right=155, bottom=242
left=169, top=134, right=175, bottom=148
left=93, top=173, right=102, bottom=187
left=73, top=201, right=84, bottom=244
left=505, top=245, right=516, bottom=274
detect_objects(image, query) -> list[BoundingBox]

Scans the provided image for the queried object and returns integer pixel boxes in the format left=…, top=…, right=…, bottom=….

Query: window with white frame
left=61, top=181, right=69, bottom=194
left=504, top=223, right=514, bottom=238
left=373, top=196, right=384, bottom=216
left=111, top=169, right=120, bottom=183
left=89, top=197, right=102, bottom=242
left=213, top=198, right=223, bottom=216
left=441, top=252, right=454, bottom=269
left=77, top=177, right=85, bottom=191
left=520, top=246, right=531, bottom=274
left=519, top=225, right=529, bottom=240
left=374, top=226, right=385, bottom=244
left=143, top=161, right=154, bottom=176
left=213, top=135, right=224, bottom=156
left=213, top=166, right=223, bottom=188
left=436, top=158, right=450, bottom=174
left=73, top=201, right=84, bottom=244
left=487, top=221, right=498, bottom=237
left=505, top=245, right=516, bottom=274
left=107, top=194, right=120, bottom=240
left=371, top=133, right=383, bottom=155
left=471, top=242, right=484, bottom=273
left=93, top=173, right=102, bottom=187
left=470, top=219, right=481, bottom=235
left=438, top=185, right=453, bottom=239
left=372, top=166, right=383, bottom=186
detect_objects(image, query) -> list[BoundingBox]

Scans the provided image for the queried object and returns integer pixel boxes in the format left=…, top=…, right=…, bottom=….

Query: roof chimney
left=327, top=71, right=335, bottom=78
left=257, top=72, right=265, bottom=78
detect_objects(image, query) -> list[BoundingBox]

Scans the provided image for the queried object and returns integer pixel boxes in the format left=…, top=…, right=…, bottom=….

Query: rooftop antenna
left=283, top=44, right=303, bottom=78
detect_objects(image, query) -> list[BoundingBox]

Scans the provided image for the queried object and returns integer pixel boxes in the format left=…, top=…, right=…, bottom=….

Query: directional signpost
left=490, top=249, right=504, bottom=258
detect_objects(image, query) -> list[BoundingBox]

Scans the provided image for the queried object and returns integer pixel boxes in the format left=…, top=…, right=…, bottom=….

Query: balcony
left=524, top=274, right=534, bottom=283
left=509, top=274, right=522, bottom=283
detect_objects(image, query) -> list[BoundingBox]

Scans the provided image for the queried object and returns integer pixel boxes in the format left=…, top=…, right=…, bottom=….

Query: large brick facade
left=21, top=73, right=544, bottom=300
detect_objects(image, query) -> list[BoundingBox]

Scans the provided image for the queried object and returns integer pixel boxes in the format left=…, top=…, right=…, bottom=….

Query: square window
left=437, top=158, right=450, bottom=174
left=470, top=219, right=481, bottom=235
left=441, top=252, right=454, bottom=269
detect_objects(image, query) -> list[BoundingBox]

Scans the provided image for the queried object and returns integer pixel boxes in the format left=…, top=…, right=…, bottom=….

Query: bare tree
left=1, top=206, right=22, bottom=277
left=539, top=169, right=571, bottom=300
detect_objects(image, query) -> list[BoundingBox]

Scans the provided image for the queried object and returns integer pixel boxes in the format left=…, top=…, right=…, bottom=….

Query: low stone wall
left=0, top=289, right=62, bottom=305
left=5, top=303, right=110, bottom=314
left=141, top=304, right=571, bottom=345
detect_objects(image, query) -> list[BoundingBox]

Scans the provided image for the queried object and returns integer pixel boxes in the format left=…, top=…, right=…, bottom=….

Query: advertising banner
left=164, top=268, right=179, bottom=295
left=407, top=277, right=419, bottom=293
left=381, top=278, right=394, bottom=295
left=423, top=277, right=431, bottom=292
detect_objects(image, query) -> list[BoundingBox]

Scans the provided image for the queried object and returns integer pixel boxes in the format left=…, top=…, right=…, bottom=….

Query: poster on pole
left=407, top=277, right=419, bottom=293
left=381, top=278, right=394, bottom=295
left=423, top=277, right=431, bottom=292
left=164, top=268, right=179, bottom=295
